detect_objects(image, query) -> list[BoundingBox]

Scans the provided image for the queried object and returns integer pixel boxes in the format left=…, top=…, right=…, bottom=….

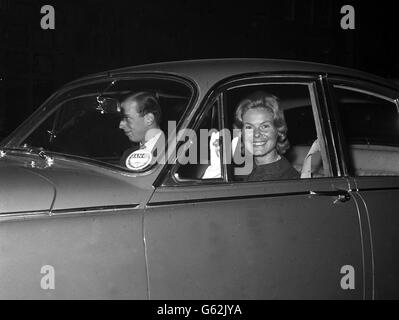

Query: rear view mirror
left=96, top=96, right=121, bottom=114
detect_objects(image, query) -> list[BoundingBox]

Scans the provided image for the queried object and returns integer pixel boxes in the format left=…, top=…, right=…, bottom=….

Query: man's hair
left=123, top=91, right=162, bottom=125
left=234, top=91, right=290, bottom=154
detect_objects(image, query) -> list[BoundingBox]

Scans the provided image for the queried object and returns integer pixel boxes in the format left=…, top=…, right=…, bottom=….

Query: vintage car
left=0, top=59, right=398, bottom=299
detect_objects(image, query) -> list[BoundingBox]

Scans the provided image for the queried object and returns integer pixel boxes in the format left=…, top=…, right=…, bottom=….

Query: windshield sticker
left=125, top=149, right=153, bottom=171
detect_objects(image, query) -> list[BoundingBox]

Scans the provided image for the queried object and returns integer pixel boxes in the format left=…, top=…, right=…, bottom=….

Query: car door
left=327, top=78, right=399, bottom=299
left=144, top=75, right=366, bottom=299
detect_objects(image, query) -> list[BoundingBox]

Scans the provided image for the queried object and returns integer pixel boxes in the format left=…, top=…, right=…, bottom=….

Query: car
left=0, top=58, right=398, bottom=299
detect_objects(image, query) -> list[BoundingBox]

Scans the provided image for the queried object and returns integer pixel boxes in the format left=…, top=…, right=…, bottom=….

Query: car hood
left=0, top=155, right=148, bottom=214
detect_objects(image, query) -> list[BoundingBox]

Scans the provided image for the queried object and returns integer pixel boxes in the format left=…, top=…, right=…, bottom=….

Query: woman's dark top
left=245, top=156, right=300, bottom=182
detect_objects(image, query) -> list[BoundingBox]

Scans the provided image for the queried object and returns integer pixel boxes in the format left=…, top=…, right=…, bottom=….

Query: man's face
left=119, top=100, right=147, bottom=143
left=242, top=107, right=278, bottom=157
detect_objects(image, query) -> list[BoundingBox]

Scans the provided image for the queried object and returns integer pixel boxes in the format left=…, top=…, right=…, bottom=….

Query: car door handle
left=309, top=189, right=351, bottom=203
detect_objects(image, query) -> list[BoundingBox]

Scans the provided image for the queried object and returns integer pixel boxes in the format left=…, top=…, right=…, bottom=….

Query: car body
left=1, top=59, right=398, bottom=299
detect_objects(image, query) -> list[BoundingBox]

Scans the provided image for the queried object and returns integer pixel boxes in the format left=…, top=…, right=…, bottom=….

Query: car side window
left=173, top=99, right=223, bottom=181
left=333, top=85, right=399, bottom=176
left=170, top=81, right=333, bottom=185
left=223, top=82, right=331, bottom=182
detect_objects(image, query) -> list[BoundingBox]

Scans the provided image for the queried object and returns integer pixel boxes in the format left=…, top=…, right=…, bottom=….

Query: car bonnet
left=0, top=155, right=148, bottom=215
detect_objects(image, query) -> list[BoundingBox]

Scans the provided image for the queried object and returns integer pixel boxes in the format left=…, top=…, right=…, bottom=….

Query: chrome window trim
left=319, top=75, right=343, bottom=176
left=333, top=84, right=398, bottom=104
left=309, top=81, right=333, bottom=177
left=0, top=204, right=140, bottom=223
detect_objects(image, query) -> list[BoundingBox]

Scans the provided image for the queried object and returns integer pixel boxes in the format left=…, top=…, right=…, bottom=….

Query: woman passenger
left=234, top=91, right=299, bottom=181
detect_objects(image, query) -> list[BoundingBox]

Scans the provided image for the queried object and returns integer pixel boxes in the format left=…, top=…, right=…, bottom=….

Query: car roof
left=67, top=58, right=398, bottom=91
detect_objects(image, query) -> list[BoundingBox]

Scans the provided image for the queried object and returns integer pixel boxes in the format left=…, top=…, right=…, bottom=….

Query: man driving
left=119, top=92, right=164, bottom=167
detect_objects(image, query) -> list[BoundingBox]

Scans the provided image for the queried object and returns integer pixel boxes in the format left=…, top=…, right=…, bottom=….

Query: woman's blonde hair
left=234, top=91, right=290, bottom=154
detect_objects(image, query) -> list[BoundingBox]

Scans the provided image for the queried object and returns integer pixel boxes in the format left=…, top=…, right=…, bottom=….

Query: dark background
left=0, top=0, right=398, bottom=138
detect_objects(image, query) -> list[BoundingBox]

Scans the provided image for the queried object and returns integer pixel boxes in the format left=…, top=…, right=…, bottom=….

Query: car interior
left=336, top=91, right=399, bottom=176
left=23, top=79, right=192, bottom=168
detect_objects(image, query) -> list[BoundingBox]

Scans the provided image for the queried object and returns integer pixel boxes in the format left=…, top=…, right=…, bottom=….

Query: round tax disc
left=126, top=149, right=153, bottom=171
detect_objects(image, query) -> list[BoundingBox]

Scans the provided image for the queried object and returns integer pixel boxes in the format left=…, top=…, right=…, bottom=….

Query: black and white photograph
left=0, top=0, right=398, bottom=304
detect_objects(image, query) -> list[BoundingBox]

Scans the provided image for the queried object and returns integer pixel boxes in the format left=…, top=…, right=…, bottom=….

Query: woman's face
left=242, top=107, right=279, bottom=160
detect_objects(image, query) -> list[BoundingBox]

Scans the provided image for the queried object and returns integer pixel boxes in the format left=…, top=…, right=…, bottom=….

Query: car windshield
left=2, top=77, right=193, bottom=170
